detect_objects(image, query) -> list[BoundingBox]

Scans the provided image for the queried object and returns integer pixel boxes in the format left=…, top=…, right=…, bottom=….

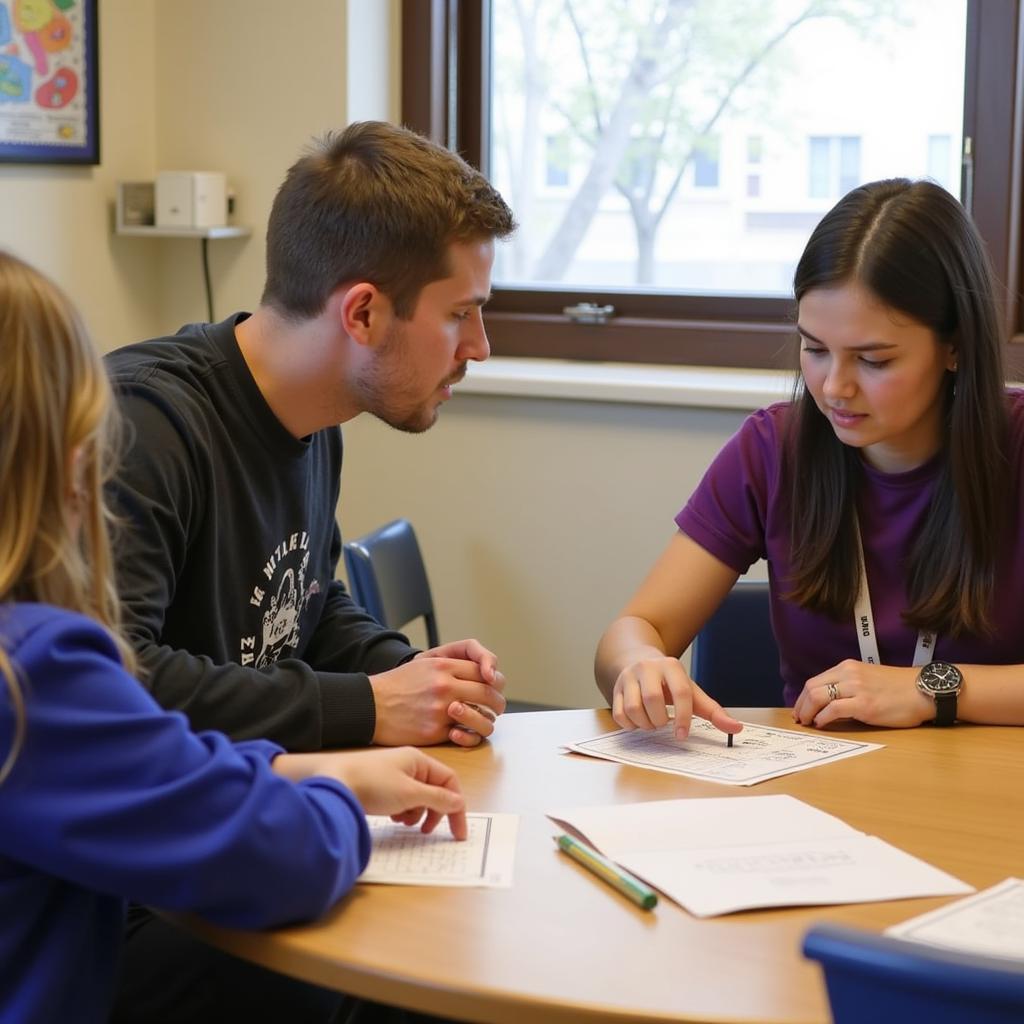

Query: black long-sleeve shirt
left=105, top=314, right=416, bottom=750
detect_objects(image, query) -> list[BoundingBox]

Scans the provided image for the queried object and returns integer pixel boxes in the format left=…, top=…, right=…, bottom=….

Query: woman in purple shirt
left=596, top=178, right=1024, bottom=737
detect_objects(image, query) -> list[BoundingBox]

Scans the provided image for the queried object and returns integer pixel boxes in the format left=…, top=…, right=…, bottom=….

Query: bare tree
left=505, top=0, right=897, bottom=283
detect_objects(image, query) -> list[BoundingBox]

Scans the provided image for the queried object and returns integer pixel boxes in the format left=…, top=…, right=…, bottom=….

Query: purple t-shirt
left=677, top=392, right=1024, bottom=705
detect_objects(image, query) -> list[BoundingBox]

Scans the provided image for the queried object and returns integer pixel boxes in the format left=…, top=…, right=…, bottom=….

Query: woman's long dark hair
left=785, top=178, right=1008, bottom=637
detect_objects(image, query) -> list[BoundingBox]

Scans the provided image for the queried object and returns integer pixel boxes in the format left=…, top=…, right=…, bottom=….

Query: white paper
left=359, top=813, right=518, bottom=888
left=549, top=795, right=972, bottom=917
left=886, top=878, right=1024, bottom=961
left=564, top=717, right=881, bottom=785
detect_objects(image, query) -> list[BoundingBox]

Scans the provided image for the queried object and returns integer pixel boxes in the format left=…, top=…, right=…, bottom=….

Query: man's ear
left=337, top=282, right=389, bottom=347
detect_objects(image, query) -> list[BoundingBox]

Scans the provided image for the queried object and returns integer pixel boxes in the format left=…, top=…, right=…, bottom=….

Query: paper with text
left=886, top=878, right=1024, bottom=961
left=359, top=813, right=518, bottom=888
left=565, top=718, right=881, bottom=785
left=548, top=794, right=972, bottom=917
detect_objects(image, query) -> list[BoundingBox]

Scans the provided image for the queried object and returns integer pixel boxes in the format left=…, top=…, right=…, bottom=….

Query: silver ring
left=464, top=701, right=497, bottom=722
left=825, top=682, right=840, bottom=702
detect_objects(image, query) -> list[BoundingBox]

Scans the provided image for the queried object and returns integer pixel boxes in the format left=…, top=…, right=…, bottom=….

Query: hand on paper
left=370, top=651, right=506, bottom=748
left=273, top=747, right=468, bottom=839
left=794, top=659, right=934, bottom=729
left=610, top=655, right=743, bottom=740
left=595, top=532, right=744, bottom=739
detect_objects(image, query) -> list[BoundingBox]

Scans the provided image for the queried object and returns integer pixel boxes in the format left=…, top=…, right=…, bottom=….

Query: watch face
left=920, top=662, right=962, bottom=693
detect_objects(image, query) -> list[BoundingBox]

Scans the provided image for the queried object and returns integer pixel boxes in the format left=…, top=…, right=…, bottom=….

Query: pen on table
left=555, top=834, right=658, bottom=911
left=727, top=732, right=734, bottom=748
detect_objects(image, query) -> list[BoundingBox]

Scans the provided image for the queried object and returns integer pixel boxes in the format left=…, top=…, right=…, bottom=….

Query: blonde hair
left=0, top=251, right=134, bottom=784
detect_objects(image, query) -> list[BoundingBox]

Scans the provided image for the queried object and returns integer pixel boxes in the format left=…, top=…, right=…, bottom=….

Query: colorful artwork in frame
left=0, top=0, right=98, bottom=164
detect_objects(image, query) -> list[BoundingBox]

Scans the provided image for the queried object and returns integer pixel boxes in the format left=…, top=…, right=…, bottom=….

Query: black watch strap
left=933, top=691, right=957, bottom=727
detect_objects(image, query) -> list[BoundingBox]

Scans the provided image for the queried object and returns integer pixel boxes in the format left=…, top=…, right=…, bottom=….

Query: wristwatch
left=915, top=661, right=963, bottom=726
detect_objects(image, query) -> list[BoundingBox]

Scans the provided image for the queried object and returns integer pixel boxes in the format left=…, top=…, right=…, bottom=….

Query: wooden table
left=174, top=709, right=1024, bottom=1023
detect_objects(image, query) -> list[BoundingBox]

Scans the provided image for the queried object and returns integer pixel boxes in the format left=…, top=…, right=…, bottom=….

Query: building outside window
left=809, top=136, right=862, bottom=199
left=693, top=138, right=720, bottom=189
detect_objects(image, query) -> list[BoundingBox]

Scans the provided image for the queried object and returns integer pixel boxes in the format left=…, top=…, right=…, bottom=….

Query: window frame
left=402, top=0, right=1024, bottom=372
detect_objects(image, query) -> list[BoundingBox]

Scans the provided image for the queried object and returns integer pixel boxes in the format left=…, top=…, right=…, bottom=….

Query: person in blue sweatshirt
left=0, top=248, right=468, bottom=1024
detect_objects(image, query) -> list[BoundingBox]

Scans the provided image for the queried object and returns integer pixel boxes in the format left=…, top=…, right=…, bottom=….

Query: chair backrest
left=803, top=923, right=1024, bottom=1024
left=689, top=580, right=784, bottom=706
left=342, top=518, right=439, bottom=648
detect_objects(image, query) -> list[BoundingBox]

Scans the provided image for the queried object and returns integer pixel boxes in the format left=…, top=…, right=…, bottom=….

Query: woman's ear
left=65, top=444, right=87, bottom=530
left=66, top=445, right=85, bottom=501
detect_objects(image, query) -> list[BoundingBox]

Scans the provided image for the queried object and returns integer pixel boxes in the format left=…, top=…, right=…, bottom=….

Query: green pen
left=556, top=834, right=658, bottom=910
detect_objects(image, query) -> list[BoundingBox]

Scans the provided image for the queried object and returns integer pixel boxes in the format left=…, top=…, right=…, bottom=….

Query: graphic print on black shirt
left=244, top=531, right=322, bottom=668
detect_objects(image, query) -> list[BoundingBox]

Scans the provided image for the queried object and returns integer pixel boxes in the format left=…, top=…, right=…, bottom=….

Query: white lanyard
left=854, top=524, right=936, bottom=667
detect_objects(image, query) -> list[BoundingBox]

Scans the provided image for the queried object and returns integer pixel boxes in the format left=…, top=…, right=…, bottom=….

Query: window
left=809, top=136, right=861, bottom=199
left=746, top=136, right=763, bottom=198
left=693, top=138, right=720, bottom=189
left=403, top=1, right=1024, bottom=369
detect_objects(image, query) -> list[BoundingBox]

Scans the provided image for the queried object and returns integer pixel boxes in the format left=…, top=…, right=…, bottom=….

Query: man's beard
left=356, top=321, right=464, bottom=434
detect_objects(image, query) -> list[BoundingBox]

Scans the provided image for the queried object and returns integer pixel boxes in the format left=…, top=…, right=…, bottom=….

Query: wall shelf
left=115, top=225, right=250, bottom=239
left=114, top=225, right=251, bottom=320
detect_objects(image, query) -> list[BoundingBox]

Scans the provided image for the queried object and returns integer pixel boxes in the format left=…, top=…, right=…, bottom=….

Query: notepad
left=359, top=812, right=518, bottom=888
left=548, top=794, right=972, bottom=917
left=565, top=718, right=881, bottom=785
left=886, top=878, right=1024, bottom=960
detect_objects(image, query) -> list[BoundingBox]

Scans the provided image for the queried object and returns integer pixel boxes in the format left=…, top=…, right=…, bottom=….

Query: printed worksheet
left=565, top=718, right=881, bottom=785
left=359, top=813, right=518, bottom=888
left=886, top=878, right=1024, bottom=960
left=549, top=794, right=972, bottom=917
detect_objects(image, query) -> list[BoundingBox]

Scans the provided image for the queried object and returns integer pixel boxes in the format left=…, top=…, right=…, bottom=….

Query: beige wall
left=0, top=0, right=399, bottom=343
left=153, top=0, right=339, bottom=330
left=151, top=0, right=401, bottom=333
left=0, top=0, right=162, bottom=351
left=339, top=395, right=751, bottom=708
left=0, top=0, right=750, bottom=709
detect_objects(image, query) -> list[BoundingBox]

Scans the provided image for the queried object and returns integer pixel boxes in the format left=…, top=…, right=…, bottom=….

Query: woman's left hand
left=793, top=659, right=936, bottom=729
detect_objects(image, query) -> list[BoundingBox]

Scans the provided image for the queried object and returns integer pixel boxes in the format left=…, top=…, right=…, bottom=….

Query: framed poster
left=0, top=0, right=99, bottom=164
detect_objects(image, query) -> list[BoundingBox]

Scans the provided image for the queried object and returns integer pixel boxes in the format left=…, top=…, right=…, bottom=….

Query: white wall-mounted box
left=156, top=171, right=227, bottom=229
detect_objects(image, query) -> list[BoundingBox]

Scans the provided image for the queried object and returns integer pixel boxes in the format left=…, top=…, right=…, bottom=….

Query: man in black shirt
left=107, top=121, right=515, bottom=753
left=107, top=121, right=516, bottom=1023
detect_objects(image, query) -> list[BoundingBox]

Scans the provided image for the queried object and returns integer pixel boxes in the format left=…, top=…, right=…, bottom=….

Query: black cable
left=200, top=236, right=214, bottom=322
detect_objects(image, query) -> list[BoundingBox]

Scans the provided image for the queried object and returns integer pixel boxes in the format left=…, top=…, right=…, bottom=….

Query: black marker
left=727, top=733, right=734, bottom=748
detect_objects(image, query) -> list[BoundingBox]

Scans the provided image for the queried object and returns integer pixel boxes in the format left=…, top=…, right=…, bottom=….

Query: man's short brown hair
left=261, top=121, right=516, bottom=320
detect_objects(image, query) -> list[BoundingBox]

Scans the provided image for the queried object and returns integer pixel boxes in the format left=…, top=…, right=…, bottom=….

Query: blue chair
left=689, top=579, right=784, bottom=706
left=343, top=518, right=439, bottom=648
left=803, top=922, right=1024, bottom=1023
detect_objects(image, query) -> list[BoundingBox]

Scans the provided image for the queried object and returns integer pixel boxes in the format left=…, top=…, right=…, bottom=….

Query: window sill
left=460, top=357, right=794, bottom=411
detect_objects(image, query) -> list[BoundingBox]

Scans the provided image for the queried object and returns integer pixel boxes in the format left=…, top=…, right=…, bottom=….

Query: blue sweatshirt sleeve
left=0, top=608, right=371, bottom=929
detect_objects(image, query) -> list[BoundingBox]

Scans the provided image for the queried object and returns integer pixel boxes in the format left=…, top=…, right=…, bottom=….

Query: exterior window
left=838, top=136, right=861, bottom=194
left=746, top=136, right=762, bottom=198
left=402, top=0, right=1023, bottom=368
left=809, top=136, right=861, bottom=199
left=693, top=138, right=720, bottom=189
